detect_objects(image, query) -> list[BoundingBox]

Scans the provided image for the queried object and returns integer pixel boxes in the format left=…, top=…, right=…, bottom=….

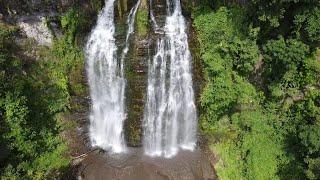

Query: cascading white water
left=149, top=0, right=158, bottom=29
left=120, top=0, right=140, bottom=63
left=86, top=0, right=139, bottom=153
left=144, top=0, right=197, bottom=158
left=144, top=38, right=167, bottom=156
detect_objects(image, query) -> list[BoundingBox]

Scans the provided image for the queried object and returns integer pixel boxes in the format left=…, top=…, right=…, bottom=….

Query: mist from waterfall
left=144, top=0, right=197, bottom=158
left=86, top=0, right=139, bottom=153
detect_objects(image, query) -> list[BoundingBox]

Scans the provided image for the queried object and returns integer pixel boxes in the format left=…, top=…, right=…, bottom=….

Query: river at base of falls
left=76, top=147, right=217, bottom=180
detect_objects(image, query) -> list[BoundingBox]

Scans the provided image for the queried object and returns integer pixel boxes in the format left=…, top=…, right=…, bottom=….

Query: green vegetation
left=136, top=8, right=149, bottom=37
left=0, top=26, right=68, bottom=180
left=194, top=1, right=320, bottom=179
left=0, top=6, right=90, bottom=178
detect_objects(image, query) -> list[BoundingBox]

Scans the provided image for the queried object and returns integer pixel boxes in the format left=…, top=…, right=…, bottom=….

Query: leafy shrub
left=263, top=38, right=320, bottom=100
left=195, top=1, right=320, bottom=179
left=294, top=7, right=320, bottom=44
left=194, top=5, right=282, bottom=179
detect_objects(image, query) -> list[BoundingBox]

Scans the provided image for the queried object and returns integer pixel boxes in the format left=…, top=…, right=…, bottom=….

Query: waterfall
left=120, top=0, right=140, bottom=63
left=144, top=39, right=167, bottom=156
left=144, top=0, right=197, bottom=158
left=86, top=0, right=139, bottom=153
left=149, top=0, right=158, bottom=30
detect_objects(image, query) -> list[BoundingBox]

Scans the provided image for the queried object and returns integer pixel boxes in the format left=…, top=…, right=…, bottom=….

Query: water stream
left=143, top=0, right=197, bottom=158
left=86, top=0, right=139, bottom=153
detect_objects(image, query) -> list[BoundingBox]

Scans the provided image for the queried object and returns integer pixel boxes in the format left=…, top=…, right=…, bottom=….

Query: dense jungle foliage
left=194, top=0, right=320, bottom=179
left=0, top=2, right=101, bottom=178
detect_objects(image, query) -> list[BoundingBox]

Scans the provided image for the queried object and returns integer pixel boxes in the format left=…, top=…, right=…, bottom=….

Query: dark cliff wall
left=0, top=0, right=105, bottom=15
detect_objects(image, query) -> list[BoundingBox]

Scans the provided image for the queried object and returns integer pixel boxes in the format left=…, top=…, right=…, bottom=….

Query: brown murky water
left=78, top=148, right=217, bottom=180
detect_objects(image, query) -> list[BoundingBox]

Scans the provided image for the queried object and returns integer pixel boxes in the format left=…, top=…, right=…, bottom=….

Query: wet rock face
left=1, top=0, right=58, bottom=16
left=1, top=0, right=104, bottom=47
left=124, top=37, right=149, bottom=147
left=0, top=0, right=104, bottom=22
left=1, top=0, right=77, bottom=15
left=123, top=3, right=150, bottom=147
left=181, top=0, right=196, bottom=16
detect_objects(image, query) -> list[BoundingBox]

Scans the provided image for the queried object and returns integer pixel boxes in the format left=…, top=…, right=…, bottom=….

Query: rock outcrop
left=17, top=15, right=54, bottom=46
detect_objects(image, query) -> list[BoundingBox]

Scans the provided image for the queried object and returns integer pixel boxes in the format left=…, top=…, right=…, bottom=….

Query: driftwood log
left=71, top=148, right=101, bottom=165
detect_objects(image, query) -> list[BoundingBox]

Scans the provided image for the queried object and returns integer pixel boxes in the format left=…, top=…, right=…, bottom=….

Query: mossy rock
left=124, top=112, right=143, bottom=146
left=136, top=8, right=149, bottom=38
